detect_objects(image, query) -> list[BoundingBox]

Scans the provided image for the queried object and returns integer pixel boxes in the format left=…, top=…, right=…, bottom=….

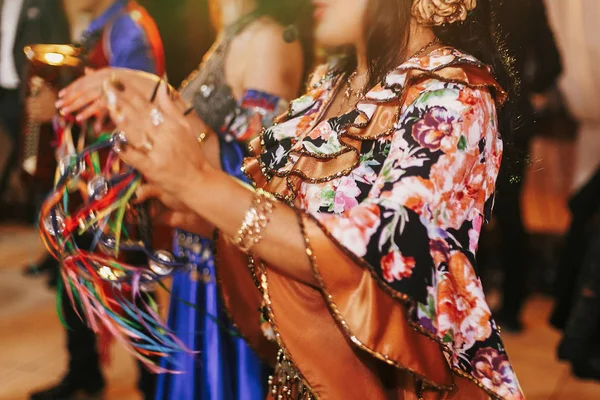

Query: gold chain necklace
left=343, top=37, right=442, bottom=106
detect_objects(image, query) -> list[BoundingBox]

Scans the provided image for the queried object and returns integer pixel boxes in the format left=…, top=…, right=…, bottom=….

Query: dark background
left=140, top=0, right=215, bottom=86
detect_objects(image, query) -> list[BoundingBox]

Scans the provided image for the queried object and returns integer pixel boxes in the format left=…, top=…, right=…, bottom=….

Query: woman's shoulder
left=384, top=46, right=507, bottom=107
left=241, top=15, right=296, bottom=48
left=237, top=16, right=303, bottom=63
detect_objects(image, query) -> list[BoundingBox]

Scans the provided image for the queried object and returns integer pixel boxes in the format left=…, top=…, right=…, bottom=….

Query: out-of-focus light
left=44, top=52, right=65, bottom=65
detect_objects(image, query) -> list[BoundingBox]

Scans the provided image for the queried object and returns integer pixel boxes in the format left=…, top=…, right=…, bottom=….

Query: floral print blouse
left=220, top=47, right=524, bottom=400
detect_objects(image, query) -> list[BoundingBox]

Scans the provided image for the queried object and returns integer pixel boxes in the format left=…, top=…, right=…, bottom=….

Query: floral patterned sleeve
left=216, top=51, right=524, bottom=400
left=310, top=82, right=520, bottom=398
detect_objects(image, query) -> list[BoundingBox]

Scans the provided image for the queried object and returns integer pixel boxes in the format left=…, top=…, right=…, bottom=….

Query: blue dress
left=155, top=16, right=287, bottom=400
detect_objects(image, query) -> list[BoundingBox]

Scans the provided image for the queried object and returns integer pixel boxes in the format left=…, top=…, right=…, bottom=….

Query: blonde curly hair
left=411, top=0, right=477, bottom=25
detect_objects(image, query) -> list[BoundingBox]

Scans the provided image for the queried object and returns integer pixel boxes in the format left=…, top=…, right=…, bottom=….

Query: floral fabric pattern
left=254, top=48, right=524, bottom=399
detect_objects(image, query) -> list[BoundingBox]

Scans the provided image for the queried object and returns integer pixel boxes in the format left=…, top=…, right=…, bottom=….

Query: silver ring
left=150, top=108, right=164, bottom=127
left=111, top=130, right=128, bottom=153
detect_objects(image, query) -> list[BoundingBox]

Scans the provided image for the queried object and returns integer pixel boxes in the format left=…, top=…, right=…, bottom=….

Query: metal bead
left=111, top=130, right=128, bottom=153
left=201, top=268, right=212, bottom=283
left=98, top=235, right=116, bottom=256
left=191, top=243, right=202, bottom=254
left=149, top=250, right=175, bottom=276
left=200, top=84, right=214, bottom=98
left=58, top=155, right=85, bottom=178
left=87, top=176, right=109, bottom=200
left=43, top=210, right=66, bottom=237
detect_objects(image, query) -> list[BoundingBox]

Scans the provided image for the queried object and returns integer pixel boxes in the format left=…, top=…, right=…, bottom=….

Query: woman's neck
left=354, top=21, right=437, bottom=80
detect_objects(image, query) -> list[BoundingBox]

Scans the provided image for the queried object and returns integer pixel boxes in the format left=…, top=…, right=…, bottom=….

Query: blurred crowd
left=0, top=0, right=599, bottom=399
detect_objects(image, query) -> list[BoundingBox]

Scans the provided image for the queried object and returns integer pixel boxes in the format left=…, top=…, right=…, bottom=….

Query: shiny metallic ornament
left=148, top=250, right=175, bottom=276
left=58, top=155, right=85, bottom=178
left=43, top=210, right=66, bottom=237
left=96, top=264, right=127, bottom=281
left=201, top=267, right=212, bottom=284
left=87, top=176, right=109, bottom=200
left=110, top=130, right=128, bottom=153
left=98, top=235, right=117, bottom=256
left=200, top=84, right=214, bottom=98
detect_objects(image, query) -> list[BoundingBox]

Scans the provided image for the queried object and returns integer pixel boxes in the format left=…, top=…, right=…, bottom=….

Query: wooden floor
left=0, top=136, right=599, bottom=400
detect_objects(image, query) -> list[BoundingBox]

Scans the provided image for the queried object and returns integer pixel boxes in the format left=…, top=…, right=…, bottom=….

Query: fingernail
left=162, top=73, right=171, bottom=96
left=76, top=114, right=83, bottom=122
left=111, top=80, right=125, bottom=92
left=150, top=79, right=161, bottom=103
left=58, top=89, right=65, bottom=98
left=109, top=72, right=125, bottom=92
left=55, top=99, right=63, bottom=108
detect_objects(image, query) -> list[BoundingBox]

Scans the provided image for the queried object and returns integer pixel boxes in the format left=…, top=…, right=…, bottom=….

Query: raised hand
left=103, top=74, right=212, bottom=201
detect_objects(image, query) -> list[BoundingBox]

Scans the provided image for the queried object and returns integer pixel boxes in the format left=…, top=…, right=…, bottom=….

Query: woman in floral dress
left=58, top=0, right=525, bottom=398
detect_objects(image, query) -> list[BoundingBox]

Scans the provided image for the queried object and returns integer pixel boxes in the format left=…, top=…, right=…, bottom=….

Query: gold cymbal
left=24, top=44, right=82, bottom=68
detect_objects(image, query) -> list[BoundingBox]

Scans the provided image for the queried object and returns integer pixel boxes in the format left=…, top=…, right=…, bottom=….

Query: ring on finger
left=137, top=133, right=155, bottom=154
left=111, top=130, right=128, bottom=153
left=150, top=108, right=164, bottom=127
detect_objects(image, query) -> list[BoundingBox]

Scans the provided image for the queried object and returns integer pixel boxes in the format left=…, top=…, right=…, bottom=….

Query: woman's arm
left=183, top=169, right=315, bottom=285
left=236, top=19, right=304, bottom=101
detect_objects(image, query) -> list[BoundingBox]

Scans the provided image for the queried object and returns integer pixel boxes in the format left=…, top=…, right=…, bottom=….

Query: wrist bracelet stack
left=231, top=188, right=275, bottom=253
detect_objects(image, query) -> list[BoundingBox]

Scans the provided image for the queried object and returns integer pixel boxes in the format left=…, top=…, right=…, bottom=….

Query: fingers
left=93, top=109, right=113, bottom=133
left=58, top=68, right=110, bottom=106
left=155, top=79, right=188, bottom=115
left=57, top=89, right=103, bottom=117
left=77, top=97, right=107, bottom=123
left=155, top=211, right=192, bottom=230
left=104, top=80, right=150, bottom=145
left=118, top=144, right=152, bottom=174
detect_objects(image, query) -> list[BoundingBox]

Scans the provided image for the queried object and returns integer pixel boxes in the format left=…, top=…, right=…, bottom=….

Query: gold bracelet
left=232, top=188, right=275, bottom=253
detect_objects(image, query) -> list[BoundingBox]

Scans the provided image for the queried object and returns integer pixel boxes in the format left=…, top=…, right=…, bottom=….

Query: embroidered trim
left=252, top=257, right=320, bottom=399
left=294, top=208, right=454, bottom=394
left=297, top=209, right=506, bottom=400
left=244, top=47, right=506, bottom=204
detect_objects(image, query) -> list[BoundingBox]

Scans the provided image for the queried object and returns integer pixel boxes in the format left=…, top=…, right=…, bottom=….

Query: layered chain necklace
left=340, top=37, right=441, bottom=111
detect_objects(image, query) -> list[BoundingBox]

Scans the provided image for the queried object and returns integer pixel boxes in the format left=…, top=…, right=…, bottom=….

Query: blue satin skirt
left=155, top=138, right=267, bottom=400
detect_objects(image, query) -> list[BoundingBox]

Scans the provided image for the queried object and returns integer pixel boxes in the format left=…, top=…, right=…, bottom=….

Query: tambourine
left=39, top=130, right=191, bottom=372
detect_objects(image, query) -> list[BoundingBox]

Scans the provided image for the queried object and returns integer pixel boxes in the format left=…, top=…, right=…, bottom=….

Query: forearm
left=184, top=113, right=221, bottom=171
left=180, top=168, right=315, bottom=286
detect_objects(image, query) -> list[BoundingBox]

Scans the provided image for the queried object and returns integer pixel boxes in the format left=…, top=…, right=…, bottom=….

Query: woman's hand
left=103, top=76, right=212, bottom=200
left=56, top=68, right=174, bottom=123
